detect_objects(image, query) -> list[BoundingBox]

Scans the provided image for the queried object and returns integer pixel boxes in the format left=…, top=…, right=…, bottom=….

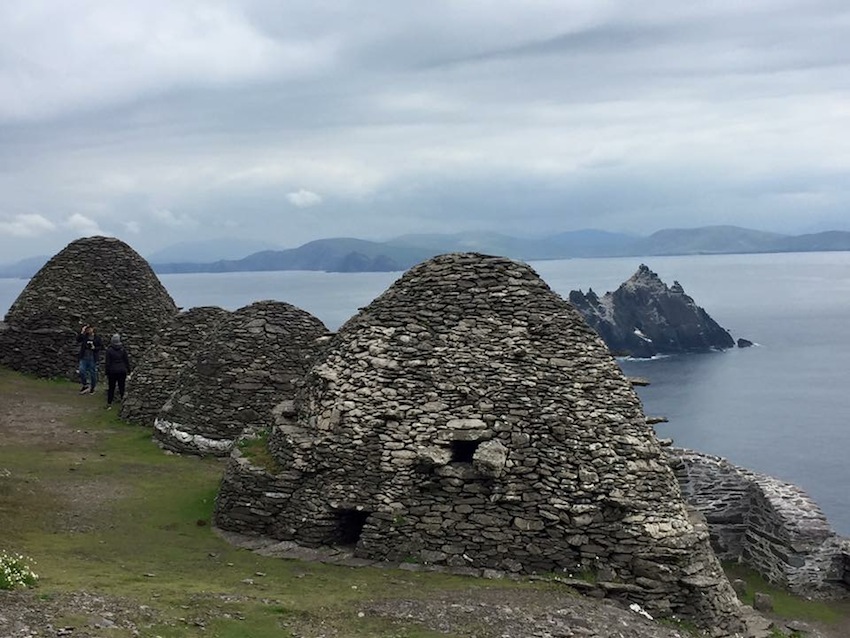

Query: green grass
left=0, top=368, right=527, bottom=637
left=723, top=563, right=850, bottom=626
left=236, top=428, right=282, bottom=473
left=4, top=367, right=849, bottom=637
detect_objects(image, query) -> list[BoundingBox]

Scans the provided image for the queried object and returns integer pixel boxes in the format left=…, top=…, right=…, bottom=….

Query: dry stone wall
left=0, top=237, right=177, bottom=379
left=120, top=306, right=230, bottom=426
left=214, top=442, right=296, bottom=538
left=215, top=253, right=744, bottom=634
left=668, top=447, right=850, bottom=597
left=153, top=300, right=327, bottom=456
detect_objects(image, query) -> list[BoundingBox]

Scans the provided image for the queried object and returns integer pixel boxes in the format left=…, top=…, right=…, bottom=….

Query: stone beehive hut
left=153, top=300, right=328, bottom=456
left=120, top=306, right=231, bottom=426
left=215, top=253, right=743, bottom=632
left=0, top=236, right=177, bottom=378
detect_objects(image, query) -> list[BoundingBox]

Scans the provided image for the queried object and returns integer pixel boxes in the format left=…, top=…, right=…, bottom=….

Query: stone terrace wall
left=667, top=447, right=753, bottom=560
left=668, top=447, right=848, bottom=597
left=120, top=306, right=230, bottom=426
left=214, top=437, right=295, bottom=538
left=0, top=236, right=177, bottom=379
left=215, top=253, right=744, bottom=634
left=154, top=301, right=328, bottom=456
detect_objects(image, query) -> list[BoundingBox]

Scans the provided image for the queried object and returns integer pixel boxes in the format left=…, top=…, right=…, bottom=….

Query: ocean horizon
left=2, top=251, right=849, bottom=534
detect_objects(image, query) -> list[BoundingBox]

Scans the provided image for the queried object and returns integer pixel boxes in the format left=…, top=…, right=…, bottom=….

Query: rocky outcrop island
left=569, top=264, right=735, bottom=358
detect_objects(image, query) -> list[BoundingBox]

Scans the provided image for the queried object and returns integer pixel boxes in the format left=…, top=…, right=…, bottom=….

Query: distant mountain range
left=3, top=226, right=850, bottom=278
left=147, top=226, right=850, bottom=274
left=145, top=237, right=282, bottom=263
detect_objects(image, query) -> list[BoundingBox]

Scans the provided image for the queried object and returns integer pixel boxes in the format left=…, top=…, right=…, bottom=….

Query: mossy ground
left=2, top=367, right=850, bottom=637
left=0, top=367, right=528, bottom=637
left=236, top=428, right=282, bottom=473
left=723, top=562, right=850, bottom=627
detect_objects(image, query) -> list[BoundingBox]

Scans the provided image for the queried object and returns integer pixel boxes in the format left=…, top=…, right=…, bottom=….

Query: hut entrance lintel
left=450, top=439, right=480, bottom=463
left=332, top=508, right=371, bottom=546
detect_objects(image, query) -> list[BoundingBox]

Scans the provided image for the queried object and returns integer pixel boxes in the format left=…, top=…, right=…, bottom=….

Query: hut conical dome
left=120, top=306, right=230, bottom=427
left=0, top=236, right=177, bottom=378
left=215, top=253, right=743, bottom=632
left=153, top=300, right=328, bottom=456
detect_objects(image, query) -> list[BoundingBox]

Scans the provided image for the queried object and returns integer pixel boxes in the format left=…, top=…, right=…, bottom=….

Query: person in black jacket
left=104, top=333, right=131, bottom=409
left=76, top=324, right=103, bottom=393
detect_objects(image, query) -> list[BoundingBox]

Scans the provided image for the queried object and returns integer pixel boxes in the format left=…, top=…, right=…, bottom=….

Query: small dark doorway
left=333, top=509, right=370, bottom=546
left=450, top=440, right=479, bottom=463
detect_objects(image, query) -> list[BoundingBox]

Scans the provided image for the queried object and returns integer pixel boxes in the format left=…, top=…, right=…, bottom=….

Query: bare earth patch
left=0, top=590, right=159, bottom=637
left=367, top=588, right=693, bottom=638
left=0, top=375, right=157, bottom=635
left=0, top=373, right=127, bottom=534
left=46, top=479, right=130, bottom=534
left=0, top=376, right=96, bottom=448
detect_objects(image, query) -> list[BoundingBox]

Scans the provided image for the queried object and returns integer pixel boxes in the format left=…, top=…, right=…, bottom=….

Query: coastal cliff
left=7, top=239, right=847, bottom=633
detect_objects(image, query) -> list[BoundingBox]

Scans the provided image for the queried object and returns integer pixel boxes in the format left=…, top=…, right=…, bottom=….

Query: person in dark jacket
left=76, top=324, right=103, bottom=393
left=104, top=333, right=131, bottom=408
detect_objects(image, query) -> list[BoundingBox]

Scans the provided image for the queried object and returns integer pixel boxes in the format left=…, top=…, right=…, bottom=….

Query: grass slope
left=1, top=368, right=848, bottom=637
left=0, top=368, right=513, bottom=637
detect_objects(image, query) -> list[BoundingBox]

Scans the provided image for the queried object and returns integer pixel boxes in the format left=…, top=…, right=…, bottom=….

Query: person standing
left=104, top=333, right=130, bottom=409
left=76, top=324, right=103, bottom=394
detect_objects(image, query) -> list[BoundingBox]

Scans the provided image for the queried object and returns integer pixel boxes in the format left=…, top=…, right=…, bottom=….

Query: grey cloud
left=0, top=1, right=333, bottom=122
left=424, top=23, right=678, bottom=68
left=1, top=0, right=849, bottom=262
left=419, top=2, right=850, bottom=97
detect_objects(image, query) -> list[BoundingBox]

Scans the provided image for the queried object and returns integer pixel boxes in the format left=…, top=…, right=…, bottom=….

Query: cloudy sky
left=1, top=0, right=849, bottom=261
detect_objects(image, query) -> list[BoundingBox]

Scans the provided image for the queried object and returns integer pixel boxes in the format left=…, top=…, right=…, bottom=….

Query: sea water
left=2, top=252, right=849, bottom=533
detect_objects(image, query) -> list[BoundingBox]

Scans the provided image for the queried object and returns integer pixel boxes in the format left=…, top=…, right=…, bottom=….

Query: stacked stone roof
left=215, top=253, right=743, bottom=632
left=153, top=300, right=328, bottom=456
left=120, top=306, right=230, bottom=426
left=0, top=236, right=177, bottom=378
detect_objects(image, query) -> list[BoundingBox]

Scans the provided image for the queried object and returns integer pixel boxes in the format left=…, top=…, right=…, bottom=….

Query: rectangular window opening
left=450, top=440, right=479, bottom=463
left=333, top=509, right=371, bottom=546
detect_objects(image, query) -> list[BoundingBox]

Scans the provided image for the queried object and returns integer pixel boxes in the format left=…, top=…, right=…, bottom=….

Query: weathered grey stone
left=0, top=236, right=177, bottom=379
left=120, top=306, right=228, bottom=426
left=752, top=592, right=774, bottom=613
left=215, top=252, right=744, bottom=634
left=152, top=300, right=328, bottom=455
left=472, top=440, right=508, bottom=477
left=669, top=447, right=849, bottom=598
left=416, top=446, right=452, bottom=467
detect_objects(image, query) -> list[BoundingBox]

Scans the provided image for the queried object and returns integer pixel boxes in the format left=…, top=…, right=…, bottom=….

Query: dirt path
left=0, top=371, right=158, bottom=635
